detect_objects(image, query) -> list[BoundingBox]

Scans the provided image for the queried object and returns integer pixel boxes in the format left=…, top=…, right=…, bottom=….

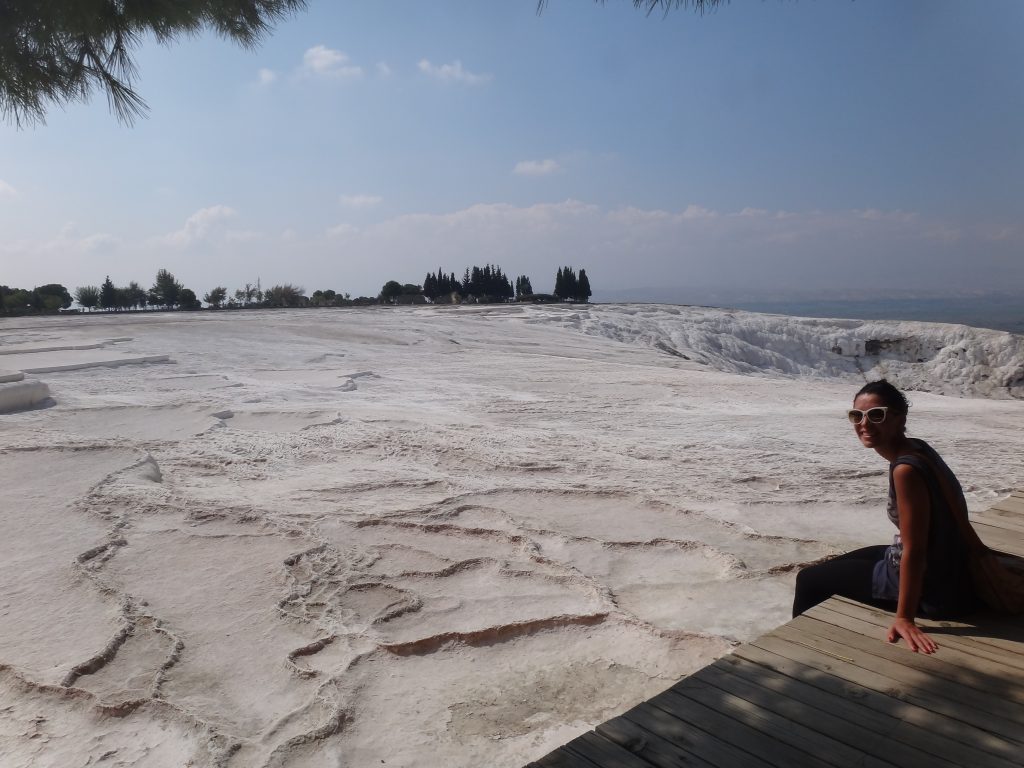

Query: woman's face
left=851, top=393, right=904, bottom=450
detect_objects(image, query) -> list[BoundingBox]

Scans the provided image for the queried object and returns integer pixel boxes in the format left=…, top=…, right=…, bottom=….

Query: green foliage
left=151, top=269, right=180, bottom=307
left=538, top=1, right=723, bottom=14
left=1, top=287, right=33, bottom=313
left=379, top=280, right=404, bottom=304
left=75, top=285, right=100, bottom=310
left=518, top=293, right=557, bottom=303
left=515, top=275, right=534, bottom=300
left=100, top=275, right=117, bottom=309
left=204, top=286, right=228, bottom=308
left=127, top=281, right=147, bottom=309
left=577, top=269, right=592, bottom=303
left=460, top=264, right=514, bottom=303
left=178, top=288, right=201, bottom=310
left=0, top=0, right=307, bottom=126
left=263, top=284, right=305, bottom=307
left=34, top=283, right=73, bottom=309
left=234, top=283, right=260, bottom=306
left=553, top=265, right=592, bottom=302
left=423, top=269, right=461, bottom=301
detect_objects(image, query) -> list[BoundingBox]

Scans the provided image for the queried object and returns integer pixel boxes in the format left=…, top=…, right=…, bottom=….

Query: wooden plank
left=710, top=652, right=1020, bottom=768
left=971, top=517, right=1021, bottom=537
left=808, top=603, right=1024, bottom=674
left=750, top=629, right=1024, bottom=743
left=535, top=743, right=602, bottom=768
left=971, top=507, right=1024, bottom=534
left=971, top=522, right=1024, bottom=556
left=681, top=660, right=963, bottom=768
left=731, top=642, right=1022, bottom=762
left=990, top=496, right=1024, bottom=513
left=815, top=598, right=1024, bottom=671
left=970, top=514, right=1024, bottom=536
left=663, top=680, right=891, bottom=768
left=565, top=731, right=663, bottom=768
left=989, top=497, right=1024, bottom=514
left=824, top=596, right=1024, bottom=653
left=785, top=615, right=1024, bottom=709
left=597, top=708, right=728, bottom=767
left=639, top=692, right=820, bottom=768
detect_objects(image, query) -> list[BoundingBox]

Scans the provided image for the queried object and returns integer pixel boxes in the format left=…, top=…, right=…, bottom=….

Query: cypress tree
left=577, top=269, right=592, bottom=303
left=100, top=275, right=116, bottom=310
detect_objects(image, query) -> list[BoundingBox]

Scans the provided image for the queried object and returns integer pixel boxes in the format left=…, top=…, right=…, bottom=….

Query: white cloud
left=257, top=68, right=277, bottom=86
left=327, top=223, right=358, bottom=238
left=0, top=180, right=17, bottom=198
left=158, top=205, right=237, bottom=247
left=376, top=61, right=392, bottom=77
left=513, top=159, right=560, bottom=176
left=680, top=205, right=718, bottom=220
left=858, top=208, right=917, bottom=223
left=417, top=59, right=491, bottom=85
left=224, top=229, right=262, bottom=243
left=340, top=194, right=383, bottom=208
left=986, top=226, right=1015, bottom=242
left=302, top=45, right=363, bottom=78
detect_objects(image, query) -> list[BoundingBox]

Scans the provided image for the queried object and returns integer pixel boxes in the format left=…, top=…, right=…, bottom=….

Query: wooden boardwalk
left=529, top=492, right=1024, bottom=768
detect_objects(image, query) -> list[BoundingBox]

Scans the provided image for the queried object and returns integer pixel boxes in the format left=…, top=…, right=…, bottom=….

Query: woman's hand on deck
left=887, top=617, right=937, bottom=654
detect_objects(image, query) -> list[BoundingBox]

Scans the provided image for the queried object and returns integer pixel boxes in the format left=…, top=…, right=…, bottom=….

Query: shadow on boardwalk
left=532, top=600, right=1024, bottom=768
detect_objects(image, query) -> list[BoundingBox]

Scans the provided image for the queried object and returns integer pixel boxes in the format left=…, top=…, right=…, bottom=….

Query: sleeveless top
left=870, top=438, right=976, bottom=618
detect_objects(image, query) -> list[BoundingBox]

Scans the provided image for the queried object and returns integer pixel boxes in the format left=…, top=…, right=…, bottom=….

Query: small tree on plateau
left=379, top=280, right=404, bottom=304
left=33, top=283, right=73, bottom=310
left=178, top=288, right=201, bottom=310
left=100, top=276, right=117, bottom=310
left=151, top=269, right=180, bottom=308
left=204, top=286, right=228, bottom=308
left=554, top=266, right=580, bottom=301
left=576, top=269, right=592, bottom=303
left=75, top=285, right=100, bottom=311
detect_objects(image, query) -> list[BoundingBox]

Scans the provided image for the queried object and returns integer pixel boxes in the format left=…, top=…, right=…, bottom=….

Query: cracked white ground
left=2, top=304, right=1023, bottom=767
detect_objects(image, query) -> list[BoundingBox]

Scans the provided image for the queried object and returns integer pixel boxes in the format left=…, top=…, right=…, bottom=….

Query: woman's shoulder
left=893, top=438, right=942, bottom=464
left=889, top=440, right=939, bottom=481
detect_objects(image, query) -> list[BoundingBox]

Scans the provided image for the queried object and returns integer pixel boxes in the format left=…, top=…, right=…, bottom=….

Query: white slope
left=538, top=303, right=1024, bottom=398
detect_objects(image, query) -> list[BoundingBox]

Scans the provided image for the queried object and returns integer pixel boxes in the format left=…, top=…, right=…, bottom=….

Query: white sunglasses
left=847, top=407, right=889, bottom=425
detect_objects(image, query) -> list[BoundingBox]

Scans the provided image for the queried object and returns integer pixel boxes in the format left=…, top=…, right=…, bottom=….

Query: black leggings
left=792, top=545, right=896, bottom=618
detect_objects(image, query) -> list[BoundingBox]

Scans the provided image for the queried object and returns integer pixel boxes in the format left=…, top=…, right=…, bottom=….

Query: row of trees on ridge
left=3, top=265, right=593, bottom=315
left=379, top=265, right=591, bottom=305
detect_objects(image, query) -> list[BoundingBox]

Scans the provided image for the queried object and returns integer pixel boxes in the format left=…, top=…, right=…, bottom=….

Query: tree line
left=2, top=264, right=592, bottom=315
left=0, top=283, right=74, bottom=314
left=381, top=264, right=591, bottom=305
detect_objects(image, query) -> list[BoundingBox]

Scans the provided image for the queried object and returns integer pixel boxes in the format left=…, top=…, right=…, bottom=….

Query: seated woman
left=793, top=379, right=978, bottom=654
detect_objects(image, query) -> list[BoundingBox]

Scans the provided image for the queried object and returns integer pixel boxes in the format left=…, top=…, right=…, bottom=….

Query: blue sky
left=1, top=0, right=1022, bottom=302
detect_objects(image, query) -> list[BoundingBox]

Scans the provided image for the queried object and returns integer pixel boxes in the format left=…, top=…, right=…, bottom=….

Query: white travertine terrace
left=0, top=369, right=51, bottom=412
left=1, top=305, right=1022, bottom=767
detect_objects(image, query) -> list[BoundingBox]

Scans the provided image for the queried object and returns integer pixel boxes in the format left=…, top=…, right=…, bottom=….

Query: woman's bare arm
left=889, top=462, right=937, bottom=653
